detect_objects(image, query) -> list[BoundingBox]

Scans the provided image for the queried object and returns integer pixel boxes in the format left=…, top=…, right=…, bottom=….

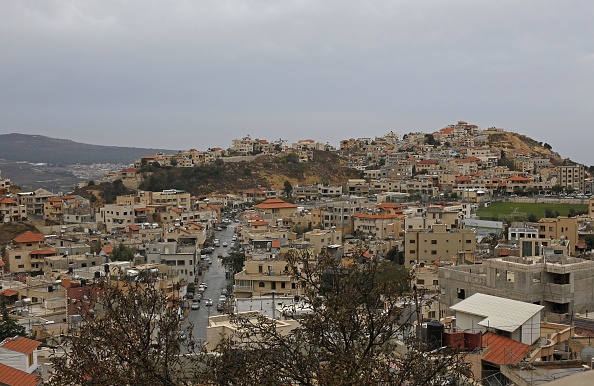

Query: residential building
left=17, top=189, right=56, bottom=216
left=5, top=231, right=56, bottom=274
left=0, top=197, right=26, bottom=222
left=303, top=229, right=342, bottom=256
left=0, top=336, right=42, bottom=375
left=556, top=164, right=585, bottom=193
left=352, top=213, right=400, bottom=239
left=99, top=204, right=135, bottom=231
left=450, top=293, right=543, bottom=345
left=404, top=224, right=476, bottom=268
left=439, top=252, right=594, bottom=320
left=145, top=242, right=197, bottom=284
left=537, top=217, right=579, bottom=255
left=233, top=258, right=299, bottom=298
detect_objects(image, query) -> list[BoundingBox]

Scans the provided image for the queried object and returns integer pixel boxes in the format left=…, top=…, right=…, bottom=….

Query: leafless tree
left=48, top=279, right=198, bottom=386
left=199, top=250, right=472, bottom=385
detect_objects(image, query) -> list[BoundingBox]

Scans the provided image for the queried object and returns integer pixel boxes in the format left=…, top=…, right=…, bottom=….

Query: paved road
left=185, top=226, right=236, bottom=347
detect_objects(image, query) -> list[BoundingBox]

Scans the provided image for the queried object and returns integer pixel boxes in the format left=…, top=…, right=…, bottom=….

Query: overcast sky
left=1, top=1, right=593, bottom=164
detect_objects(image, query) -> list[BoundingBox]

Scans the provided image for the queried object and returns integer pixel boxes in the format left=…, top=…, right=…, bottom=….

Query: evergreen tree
left=0, top=299, right=26, bottom=341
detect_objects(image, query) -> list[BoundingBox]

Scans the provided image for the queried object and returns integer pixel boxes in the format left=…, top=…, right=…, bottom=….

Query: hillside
left=485, top=131, right=562, bottom=162
left=77, top=151, right=362, bottom=198
left=0, top=133, right=178, bottom=164
left=0, top=222, right=40, bottom=245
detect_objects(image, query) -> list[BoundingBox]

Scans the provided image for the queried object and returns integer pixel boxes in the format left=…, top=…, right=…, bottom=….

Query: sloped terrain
left=486, top=131, right=559, bottom=161
left=132, top=150, right=361, bottom=195
left=0, top=133, right=176, bottom=164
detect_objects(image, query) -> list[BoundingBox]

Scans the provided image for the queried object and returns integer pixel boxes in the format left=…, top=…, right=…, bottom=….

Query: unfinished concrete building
left=439, top=249, right=594, bottom=321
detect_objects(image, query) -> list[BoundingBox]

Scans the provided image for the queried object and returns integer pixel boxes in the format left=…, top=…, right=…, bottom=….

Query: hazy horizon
left=1, top=1, right=593, bottom=164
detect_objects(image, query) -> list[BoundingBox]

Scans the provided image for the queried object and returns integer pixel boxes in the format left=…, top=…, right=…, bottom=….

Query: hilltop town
left=2, top=120, right=594, bottom=384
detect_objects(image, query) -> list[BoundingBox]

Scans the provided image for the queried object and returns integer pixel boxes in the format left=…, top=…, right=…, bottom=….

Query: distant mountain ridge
left=0, top=133, right=179, bottom=164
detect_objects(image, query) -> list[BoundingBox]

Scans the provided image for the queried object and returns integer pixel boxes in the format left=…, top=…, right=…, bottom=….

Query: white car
left=223, top=242, right=228, bottom=247
left=204, top=299, right=213, bottom=306
left=191, top=303, right=200, bottom=310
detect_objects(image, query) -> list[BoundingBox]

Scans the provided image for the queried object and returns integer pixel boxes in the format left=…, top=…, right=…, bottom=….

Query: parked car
left=223, top=242, right=228, bottom=247
left=191, top=302, right=200, bottom=310
left=217, top=302, right=224, bottom=311
left=193, top=294, right=202, bottom=301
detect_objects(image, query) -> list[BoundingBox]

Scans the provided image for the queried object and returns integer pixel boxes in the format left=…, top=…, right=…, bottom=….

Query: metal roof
left=450, top=293, right=544, bottom=333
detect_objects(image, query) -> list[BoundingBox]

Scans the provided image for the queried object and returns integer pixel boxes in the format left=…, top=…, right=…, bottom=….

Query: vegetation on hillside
left=0, top=222, right=39, bottom=245
left=137, top=151, right=360, bottom=195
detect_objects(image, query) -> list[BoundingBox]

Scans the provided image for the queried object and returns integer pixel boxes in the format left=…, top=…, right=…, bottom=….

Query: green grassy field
left=476, top=202, right=588, bottom=221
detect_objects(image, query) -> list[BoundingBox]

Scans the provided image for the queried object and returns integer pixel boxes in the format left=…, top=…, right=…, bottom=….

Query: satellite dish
left=581, top=346, right=594, bottom=361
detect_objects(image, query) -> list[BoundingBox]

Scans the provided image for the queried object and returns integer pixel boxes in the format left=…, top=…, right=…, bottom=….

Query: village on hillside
left=3, top=120, right=594, bottom=385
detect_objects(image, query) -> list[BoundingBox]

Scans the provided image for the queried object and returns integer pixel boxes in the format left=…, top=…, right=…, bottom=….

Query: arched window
left=258, top=282, right=265, bottom=288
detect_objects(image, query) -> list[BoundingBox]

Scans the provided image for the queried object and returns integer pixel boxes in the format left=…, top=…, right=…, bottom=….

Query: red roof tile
left=254, top=198, right=297, bottom=210
left=29, top=249, right=56, bottom=255
left=13, top=231, right=45, bottom=243
left=129, top=224, right=140, bottom=231
left=507, top=176, right=532, bottom=182
left=481, top=332, right=532, bottom=366
left=0, top=363, right=40, bottom=386
left=2, top=289, right=19, bottom=297
left=0, top=336, right=42, bottom=354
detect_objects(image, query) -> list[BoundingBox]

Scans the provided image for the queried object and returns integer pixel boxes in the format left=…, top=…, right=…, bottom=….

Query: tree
left=286, top=153, right=299, bottom=164
left=527, top=213, right=538, bottom=222
left=284, top=180, right=293, bottom=198
left=111, top=243, right=136, bottom=262
left=551, top=185, right=564, bottom=195
left=48, top=279, right=196, bottom=386
left=200, top=250, right=471, bottom=385
left=0, top=299, right=26, bottom=341
left=585, top=235, right=594, bottom=251
left=543, top=143, right=552, bottom=150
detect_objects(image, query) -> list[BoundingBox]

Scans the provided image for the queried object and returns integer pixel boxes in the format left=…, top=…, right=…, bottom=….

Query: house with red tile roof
left=254, top=198, right=298, bottom=219
left=5, top=232, right=54, bottom=274
left=0, top=336, right=42, bottom=375
left=0, top=363, right=40, bottom=386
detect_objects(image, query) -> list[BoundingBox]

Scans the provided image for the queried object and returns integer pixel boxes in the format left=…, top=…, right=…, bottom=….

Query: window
left=466, top=239, right=472, bottom=244
left=15, top=255, right=21, bottom=260
left=431, top=240, right=437, bottom=244
left=258, top=282, right=265, bottom=288
left=417, top=279, right=425, bottom=285
left=433, top=280, right=439, bottom=286
left=18, top=264, right=24, bottom=269
left=409, top=239, right=416, bottom=244
left=409, top=250, right=416, bottom=254
left=431, top=250, right=437, bottom=255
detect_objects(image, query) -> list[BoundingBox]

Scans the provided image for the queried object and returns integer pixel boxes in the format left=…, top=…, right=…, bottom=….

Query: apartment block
left=5, top=231, right=56, bottom=274
left=404, top=224, right=476, bottom=268
left=234, top=259, right=299, bottom=298
left=537, top=217, right=579, bottom=256
left=439, top=253, right=594, bottom=319
left=556, top=165, right=585, bottom=193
